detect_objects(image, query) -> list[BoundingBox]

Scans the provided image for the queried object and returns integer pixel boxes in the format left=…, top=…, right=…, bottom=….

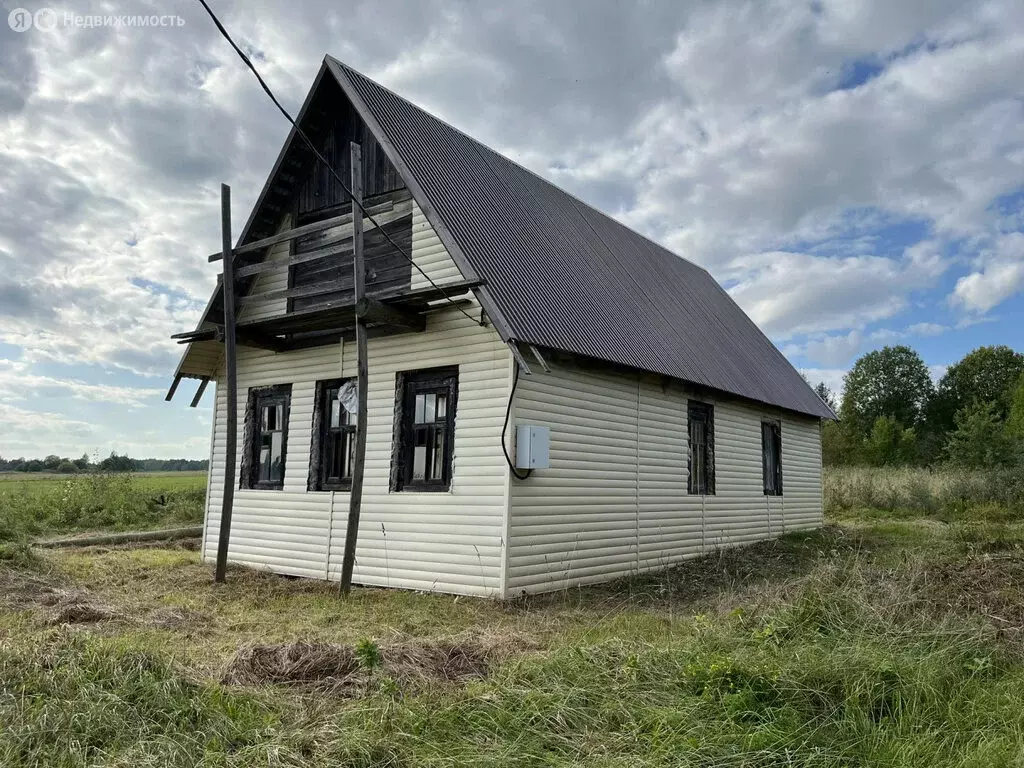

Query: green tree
left=931, top=346, right=1024, bottom=434
left=841, top=346, right=934, bottom=437
left=55, top=460, right=78, bottom=474
left=1006, top=372, right=1024, bottom=457
left=73, top=453, right=91, bottom=471
left=98, top=452, right=138, bottom=473
left=42, top=454, right=63, bottom=471
left=822, top=419, right=861, bottom=465
left=864, top=416, right=918, bottom=466
left=814, top=382, right=837, bottom=412
left=945, top=401, right=1015, bottom=469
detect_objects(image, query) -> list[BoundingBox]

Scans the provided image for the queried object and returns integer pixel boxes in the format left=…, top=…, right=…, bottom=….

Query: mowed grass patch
left=3, top=504, right=1024, bottom=765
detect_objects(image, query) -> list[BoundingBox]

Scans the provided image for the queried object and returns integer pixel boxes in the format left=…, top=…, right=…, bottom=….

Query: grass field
left=1, top=467, right=1024, bottom=765
left=0, top=470, right=206, bottom=490
left=0, top=471, right=206, bottom=546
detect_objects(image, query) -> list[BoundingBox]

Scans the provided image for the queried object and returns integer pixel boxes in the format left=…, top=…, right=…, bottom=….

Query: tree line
left=816, top=345, right=1024, bottom=469
left=0, top=453, right=209, bottom=474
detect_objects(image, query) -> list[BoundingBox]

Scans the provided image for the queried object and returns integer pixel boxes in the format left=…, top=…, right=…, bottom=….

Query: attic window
left=241, top=384, right=291, bottom=490
left=762, top=420, right=783, bottom=496
left=391, top=367, right=458, bottom=492
left=687, top=401, right=715, bottom=496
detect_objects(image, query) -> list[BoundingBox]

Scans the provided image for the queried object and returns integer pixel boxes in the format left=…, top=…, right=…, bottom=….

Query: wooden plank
left=165, top=373, right=182, bottom=402
left=236, top=331, right=288, bottom=352
left=231, top=204, right=412, bottom=279
left=236, top=239, right=412, bottom=303
left=215, top=184, right=238, bottom=585
left=189, top=377, right=210, bottom=408
left=356, top=297, right=425, bottom=331
left=207, top=195, right=400, bottom=262
left=341, top=141, right=368, bottom=598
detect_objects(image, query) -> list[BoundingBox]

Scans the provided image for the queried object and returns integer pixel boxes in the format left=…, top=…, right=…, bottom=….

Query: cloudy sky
left=1, top=0, right=1022, bottom=460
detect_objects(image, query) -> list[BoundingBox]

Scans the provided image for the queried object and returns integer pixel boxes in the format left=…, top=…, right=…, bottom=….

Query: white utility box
left=516, top=425, right=550, bottom=470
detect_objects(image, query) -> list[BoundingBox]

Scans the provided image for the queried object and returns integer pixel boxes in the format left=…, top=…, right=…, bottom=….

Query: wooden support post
left=215, top=183, right=238, bottom=584
left=340, top=143, right=368, bottom=597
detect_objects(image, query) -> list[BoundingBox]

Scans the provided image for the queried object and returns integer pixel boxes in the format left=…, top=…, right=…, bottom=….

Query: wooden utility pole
left=340, top=142, right=368, bottom=597
left=215, top=183, right=238, bottom=583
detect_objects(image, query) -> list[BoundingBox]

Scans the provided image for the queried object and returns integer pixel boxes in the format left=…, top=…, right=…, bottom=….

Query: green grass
left=3, top=470, right=1024, bottom=765
left=0, top=471, right=206, bottom=543
left=0, top=470, right=206, bottom=491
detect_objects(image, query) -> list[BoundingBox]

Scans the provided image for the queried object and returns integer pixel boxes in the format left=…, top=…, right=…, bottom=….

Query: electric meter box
left=515, top=425, right=550, bottom=470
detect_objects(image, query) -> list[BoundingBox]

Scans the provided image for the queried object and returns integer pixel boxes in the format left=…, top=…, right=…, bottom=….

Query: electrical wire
left=502, top=362, right=533, bottom=481
left=195, top=0, right=481, bottom=327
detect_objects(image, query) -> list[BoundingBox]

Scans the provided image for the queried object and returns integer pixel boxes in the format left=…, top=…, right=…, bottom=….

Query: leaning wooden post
left=215, top=183, right=238, bottom=584
left=340, top=142, right=368, bottom=597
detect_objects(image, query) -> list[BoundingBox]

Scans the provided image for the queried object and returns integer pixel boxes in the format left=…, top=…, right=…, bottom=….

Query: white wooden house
left=169, top=57, right=834, bottom=597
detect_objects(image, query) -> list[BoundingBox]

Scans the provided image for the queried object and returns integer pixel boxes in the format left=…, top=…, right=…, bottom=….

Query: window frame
left=390, top=366, right=458, bottom=493
left=761, top=420, right=783, bottom=496
left=240, top=384, right=292, bottom=491
left=687, top=400, right=715, bottom=496
left=308, top=378, right=356, bottom=492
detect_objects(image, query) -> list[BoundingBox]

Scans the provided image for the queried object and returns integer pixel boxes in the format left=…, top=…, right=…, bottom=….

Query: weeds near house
left=3, top=467, right=1024, bottom=765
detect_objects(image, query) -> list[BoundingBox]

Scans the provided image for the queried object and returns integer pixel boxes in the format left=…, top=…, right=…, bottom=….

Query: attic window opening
left=762, top=420, right=783, bottom=496
left=687, top=400, right=715, bottom=496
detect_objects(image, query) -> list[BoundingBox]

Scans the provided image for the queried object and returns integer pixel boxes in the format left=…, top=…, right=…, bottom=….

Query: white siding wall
left=506, top=360, right=823, bottom=594
left=203, top=304, right=510, bottom=595
left=239, top=215, right=291, bottom=322
left=410, top=201, right=463, bottom=289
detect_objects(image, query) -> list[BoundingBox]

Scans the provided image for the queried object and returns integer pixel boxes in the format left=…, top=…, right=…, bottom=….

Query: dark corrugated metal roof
left=328, top=58, right=833, bottom=420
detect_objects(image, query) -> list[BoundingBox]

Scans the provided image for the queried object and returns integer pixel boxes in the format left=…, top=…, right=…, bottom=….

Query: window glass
left=762, top=421, right=783, bottom=496
left=688, top=401, right=714, bottom=495
left=393, top=367, right=458, bottom=491
left=311, top=380, right=355, bottom=491
left=244, top=385, right=290, bottom=490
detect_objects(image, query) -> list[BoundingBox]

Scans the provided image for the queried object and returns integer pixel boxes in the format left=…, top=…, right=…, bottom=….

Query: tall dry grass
left=824, top=465, right=1024, bottom=517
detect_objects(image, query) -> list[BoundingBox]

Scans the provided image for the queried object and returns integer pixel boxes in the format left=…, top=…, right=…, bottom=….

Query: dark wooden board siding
left=296, top=103, right=404, bottom=216
left=292, top=213, right=413, bottom=311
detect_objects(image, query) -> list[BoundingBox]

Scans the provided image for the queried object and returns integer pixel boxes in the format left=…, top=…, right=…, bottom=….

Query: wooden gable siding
left=291, top=194, right=414, bottom=312
left=296, top=104, right=403, bottom=217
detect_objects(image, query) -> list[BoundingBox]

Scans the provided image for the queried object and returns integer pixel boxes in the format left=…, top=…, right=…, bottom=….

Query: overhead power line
left=195, top=0, right=481, bottom=326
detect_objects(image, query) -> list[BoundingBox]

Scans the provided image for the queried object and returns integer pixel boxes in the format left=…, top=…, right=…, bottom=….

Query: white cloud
left=907, top=322, right=949, bottom=337
left=725, top=250, right=943, bottom=338
left=0, top=403, right=97, bottom=457
left=950, top=232, right=1024, bottom=313
left=785, top=330, right=864, bottom=368
left=0, top=360, right=162, bottom=407
left=0, top=0, right=1022, bottom=457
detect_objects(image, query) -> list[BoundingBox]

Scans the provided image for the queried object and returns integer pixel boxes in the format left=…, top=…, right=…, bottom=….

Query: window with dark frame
left=309, top=379, right=356, bottom=491
left=762, top=420, right=783, bottom=496
left=687, top=401, right=715, bottom=495
left=391, top=367, right=458, bottom=492
left=241, top=384, right=291, bottom=490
